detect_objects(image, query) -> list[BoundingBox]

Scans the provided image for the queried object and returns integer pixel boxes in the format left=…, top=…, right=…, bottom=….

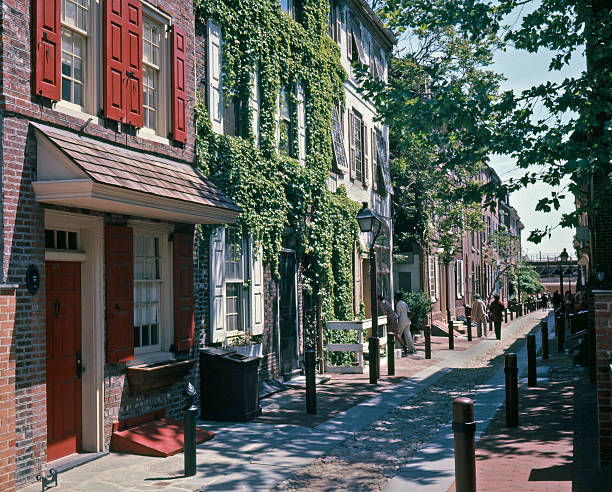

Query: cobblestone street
left=275, top=313, right=546, bottom=490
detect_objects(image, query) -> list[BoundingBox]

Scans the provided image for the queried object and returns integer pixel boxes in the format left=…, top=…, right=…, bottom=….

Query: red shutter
left=172, top=25, right=187, bottom=143
left=106, top=225, right=134, bottom=363
left=173, top=233, right=194, bottom=354
left=104, top=0, right=143, bottom=126
left=124, top=0, right=143, bottom=127
left=34, top=0, right=61, bottom=100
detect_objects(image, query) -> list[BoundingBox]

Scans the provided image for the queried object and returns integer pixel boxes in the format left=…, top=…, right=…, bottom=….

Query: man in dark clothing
left=489, top=294, right=505, bottom=340
left=552, top=290, right=562, bottom=311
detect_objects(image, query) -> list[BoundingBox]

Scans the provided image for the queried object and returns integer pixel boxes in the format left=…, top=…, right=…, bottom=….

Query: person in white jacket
left=395, top=292, right=416, bottom=355
left=471, top=294, right=488, bottom=337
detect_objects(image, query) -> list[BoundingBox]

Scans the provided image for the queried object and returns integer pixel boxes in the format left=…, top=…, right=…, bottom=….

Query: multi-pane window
left=134, top=236, right=161, bottom=352
left=225, top=228, right=245, bottom=332
left=61, top=0, right=88, bottom=107
left=351, top=112, right=363, bottom=181
left=143, top=19, right=162, bottom=131
left=45, top=229, right=79, bottom=250
left=279, top=89, right=292, bottom=156
left=281, top=0, right=295, bottom=19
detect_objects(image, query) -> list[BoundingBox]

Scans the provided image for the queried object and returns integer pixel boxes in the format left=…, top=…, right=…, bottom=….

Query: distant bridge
left=524, top=253, right=579, bottom=293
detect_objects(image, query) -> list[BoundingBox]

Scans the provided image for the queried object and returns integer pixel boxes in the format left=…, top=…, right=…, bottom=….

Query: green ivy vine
left=194, top=0, right=362, bottom=327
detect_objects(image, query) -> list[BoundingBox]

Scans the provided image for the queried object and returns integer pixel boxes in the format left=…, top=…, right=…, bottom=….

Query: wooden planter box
left=226, top=344, right=263, bottom=358
left=127, top=359, right=195, bottom=392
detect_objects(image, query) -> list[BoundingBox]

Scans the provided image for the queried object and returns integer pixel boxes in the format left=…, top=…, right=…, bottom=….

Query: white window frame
left=224, top=228, right=249, bottom=335
left=281, top=0, right=295, bottom=19
left=456, top=259, right=465, bottom=299
left=58, top=0, right=94, bottom=115
left=129, top=221, right=173, bottom=359
left=138, top=5, right=171, bottom=143
left=428, top=255, right=436, bottom=301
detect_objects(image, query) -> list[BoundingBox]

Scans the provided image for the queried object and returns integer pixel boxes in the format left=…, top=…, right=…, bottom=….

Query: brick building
left=0, top=0, right=239, bottom=488
left=395, top=165, right=523, bottom=327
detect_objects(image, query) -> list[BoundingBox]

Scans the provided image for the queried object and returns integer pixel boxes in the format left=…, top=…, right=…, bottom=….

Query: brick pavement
left=448, top=347, right=612, bottom=492
left=255, top=329, right=490, bottom=428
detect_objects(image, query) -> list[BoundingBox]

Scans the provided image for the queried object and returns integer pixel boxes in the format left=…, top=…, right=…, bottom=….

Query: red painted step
left=111, top=413, right=214, bottom=457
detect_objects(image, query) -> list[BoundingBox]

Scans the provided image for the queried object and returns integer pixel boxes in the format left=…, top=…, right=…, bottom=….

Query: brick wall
left=0, top=287, right=17, bottom=492
left=593, top=290, right=612, bottom=466
left=0, top=0, right=196, bottom=164
left=3, top=117, right=47, bottom=487
left=260, top=265, right=279, bottom=381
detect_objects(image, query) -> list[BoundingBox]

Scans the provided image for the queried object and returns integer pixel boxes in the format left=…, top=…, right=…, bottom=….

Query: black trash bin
left=199, top=347, right=262, bottom=421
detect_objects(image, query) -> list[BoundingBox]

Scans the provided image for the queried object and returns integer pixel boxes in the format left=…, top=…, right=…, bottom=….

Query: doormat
left=111, top=417, right=215, bottom=457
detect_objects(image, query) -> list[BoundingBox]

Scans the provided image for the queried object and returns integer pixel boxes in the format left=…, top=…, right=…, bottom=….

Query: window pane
left=142, top=325, right=150, bottom=346
left=134, top=326, right=141, bottom=348
left=56, top=231, right=67, bottom=249
left=151, top=325, right=158, bottom=345
left=45, top=230, right=55, bottom=249
left=64, top=1, right=76, bottom=26
left=68, top=232, right=78, bottom=250
left=74, top=83, right=82, bottom=106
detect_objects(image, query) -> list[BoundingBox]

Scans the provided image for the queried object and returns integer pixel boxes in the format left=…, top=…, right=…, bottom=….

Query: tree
left=358, top=19, right=505, bottom=260
left=373, top=0, right=611, bottom=244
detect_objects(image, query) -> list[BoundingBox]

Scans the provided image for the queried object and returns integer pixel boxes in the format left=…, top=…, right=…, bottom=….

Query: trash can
left=199, top=347, right=262, bottom=422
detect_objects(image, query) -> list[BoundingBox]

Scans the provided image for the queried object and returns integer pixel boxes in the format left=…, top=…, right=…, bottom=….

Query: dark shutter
left=173, top=233, right=194, bottom=354
left=124, top=0, right=143, bottom=127
left=171, top=25, right=187, bottom=143
left=34, top=0, right=61, bottom=100
left=104, top=0, right=143, bottom=126
left=106, top=225, right=134, bottom=363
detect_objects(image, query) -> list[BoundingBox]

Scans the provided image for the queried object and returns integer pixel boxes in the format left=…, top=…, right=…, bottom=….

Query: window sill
left=53, top=101, right=101, bottom=126
left=137, top=128, right=171, bottom=146
left=126, top=357, right=195, bottom=393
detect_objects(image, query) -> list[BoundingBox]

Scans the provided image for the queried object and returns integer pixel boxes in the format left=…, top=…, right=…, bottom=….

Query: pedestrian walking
left=472, top=294, right=487, bottom=336
left=552, top=290, right=561, bottom=311
left=394, top=292, right=416, bottom=355
left=489, top=294, right=505, bottom=340
left=378, top=295, right=407, bottom=354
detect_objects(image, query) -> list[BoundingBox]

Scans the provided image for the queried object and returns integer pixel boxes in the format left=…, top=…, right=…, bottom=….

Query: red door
left=46, top=261, right=82, bottom=461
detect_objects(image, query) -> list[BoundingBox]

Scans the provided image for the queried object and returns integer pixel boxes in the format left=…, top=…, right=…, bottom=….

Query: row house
left=328, top=0, right=395, bottom=316
left=0, top=0, right=240, bottom=489
left=199, top=0, right=394, bottom=383
left=394, top=166, right=523, bottom=326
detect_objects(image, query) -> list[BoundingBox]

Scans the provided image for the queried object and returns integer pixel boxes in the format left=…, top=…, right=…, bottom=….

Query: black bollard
left=504, top=308, right=508, bottom=324
left=387, top=333, right=395, bottom=376
left=183, top=382, right=198, bottom=477
left=504, top=353, right=519, bottom=427
left=510, top=308, right=514, bottom=321
left=541, top=319, right=549, bottom=360
left=556, top=313, right=564, bottom=352
left=453, top=397, right=477, bottom=492
left=305, top=349, right=317, bottom=414
left=448, top=319, right=455, bottom=350
left=425, top=326, right=432, bottom=359
left=467, top=316, right=472, bottom=342
left=369, top=337, right=379, bottom=384
left=527, top=334, right=537, bottom=387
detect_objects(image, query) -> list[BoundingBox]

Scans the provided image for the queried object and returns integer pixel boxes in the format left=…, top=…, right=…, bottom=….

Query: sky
left=488, top=18, right=586, bottom=260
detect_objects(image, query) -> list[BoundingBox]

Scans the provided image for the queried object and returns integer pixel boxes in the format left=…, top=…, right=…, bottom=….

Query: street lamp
left=357, top=202, right=382, bottom=384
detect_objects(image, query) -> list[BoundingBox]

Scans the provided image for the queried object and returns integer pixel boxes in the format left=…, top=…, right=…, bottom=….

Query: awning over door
left=32, top=123, right=241, bottom=224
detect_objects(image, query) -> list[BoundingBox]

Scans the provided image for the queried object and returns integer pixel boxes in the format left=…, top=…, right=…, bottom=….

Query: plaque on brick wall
left=26, top=264, right=40, bottom=294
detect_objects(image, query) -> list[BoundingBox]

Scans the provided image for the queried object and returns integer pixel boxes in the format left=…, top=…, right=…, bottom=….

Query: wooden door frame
left=45, top=211, right=104, bottom=454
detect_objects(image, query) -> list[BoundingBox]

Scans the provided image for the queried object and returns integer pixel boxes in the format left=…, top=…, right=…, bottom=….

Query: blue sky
left=489, top=45, right=585, bottom=259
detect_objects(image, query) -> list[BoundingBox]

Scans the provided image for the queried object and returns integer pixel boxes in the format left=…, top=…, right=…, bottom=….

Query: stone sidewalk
left=22, top=311, right=548, bottom=491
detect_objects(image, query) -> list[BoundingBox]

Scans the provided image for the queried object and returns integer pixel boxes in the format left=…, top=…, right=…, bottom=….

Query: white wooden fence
left=324, top=317, right=388, bottom=373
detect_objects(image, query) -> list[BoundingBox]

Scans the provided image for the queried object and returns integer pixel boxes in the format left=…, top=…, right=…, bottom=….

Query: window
left=223, top=96, right=241, bottom=137
left=456, top=259, right=465, bottom=299
left=328, top=0, right=340, bottom=44
left=428, top=256, right=436, bottom=300
left=133, top=235, right=162, bottom=354
left=61, top=0, right=89, bottom=108
left=398, top=272, right=412, bottom=292
left=142, top=19, right=162, bottom=131
left=45, top=229, right=79, bottom=250
left=352, top=112, right=363, bottom=181
left=225, top=228, right=246, bottom=332
left=281, top=0, right=295, bottom=19
left=279, top=89, right=292, bottom=156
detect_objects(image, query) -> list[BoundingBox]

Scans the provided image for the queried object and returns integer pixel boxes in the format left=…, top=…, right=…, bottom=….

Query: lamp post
left=357, top=202, right=382, bottom=384
left=559, top=248, right=569, bottom=302
left=559, top=248, right=569, bottom=312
